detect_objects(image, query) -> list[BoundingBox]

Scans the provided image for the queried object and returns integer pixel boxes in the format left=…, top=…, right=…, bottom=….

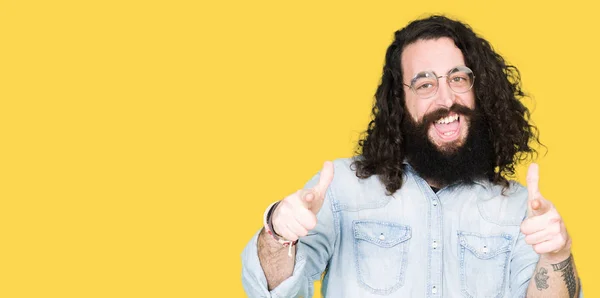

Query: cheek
left=406, top=98, right=429, bottom=121
left=459, top=92, right=476, bottom=109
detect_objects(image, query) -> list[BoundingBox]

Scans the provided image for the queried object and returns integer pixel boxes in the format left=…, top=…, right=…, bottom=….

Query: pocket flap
left=353, top=220, right=411, bottom=248
left=458, top=232, right=512, bottom=259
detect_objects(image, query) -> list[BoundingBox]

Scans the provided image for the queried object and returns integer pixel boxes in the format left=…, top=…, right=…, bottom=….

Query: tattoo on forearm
left=551, top=254, right=577, bottom=298
left=535, top=267, right=549, bottom=290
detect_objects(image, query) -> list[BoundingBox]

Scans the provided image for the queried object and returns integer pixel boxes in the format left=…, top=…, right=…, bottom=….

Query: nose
left=434, top=77, right=455, bottom=108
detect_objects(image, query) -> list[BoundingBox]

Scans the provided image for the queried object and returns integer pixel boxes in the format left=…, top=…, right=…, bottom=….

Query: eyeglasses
left=403, top=66, right=475, bottom=99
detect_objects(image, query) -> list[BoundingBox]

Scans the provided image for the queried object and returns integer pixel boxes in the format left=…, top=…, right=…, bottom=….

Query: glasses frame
left=402, top=66, right=476, bottom=99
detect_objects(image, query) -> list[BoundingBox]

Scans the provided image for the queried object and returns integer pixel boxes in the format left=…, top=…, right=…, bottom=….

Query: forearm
left=257, top=228, right=296, bottom=290
left=526, top=254, right=579, bottom=298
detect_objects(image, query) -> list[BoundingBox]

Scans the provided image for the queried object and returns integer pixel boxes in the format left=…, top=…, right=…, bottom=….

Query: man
left=241, top=15, right=581, bottom=297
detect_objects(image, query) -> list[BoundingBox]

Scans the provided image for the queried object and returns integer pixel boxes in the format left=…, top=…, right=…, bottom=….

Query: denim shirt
left=242, top=158, right=574, bottom=297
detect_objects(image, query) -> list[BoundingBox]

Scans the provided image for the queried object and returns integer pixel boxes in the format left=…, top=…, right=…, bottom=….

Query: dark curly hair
left=352, top=15, right=541, bottom=195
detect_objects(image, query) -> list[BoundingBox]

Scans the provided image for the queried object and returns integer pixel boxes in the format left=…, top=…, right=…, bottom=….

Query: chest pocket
left=458, top=231, right=512, bottom=298
left=353, top=220, right=411, bottom=295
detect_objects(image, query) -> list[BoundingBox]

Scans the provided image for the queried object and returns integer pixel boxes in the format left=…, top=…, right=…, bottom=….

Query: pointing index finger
left=527, top=163, right=540, bottom=201
left=526, top=163, right=540, bottom=217
left=313, top=161, right=334, bottom=198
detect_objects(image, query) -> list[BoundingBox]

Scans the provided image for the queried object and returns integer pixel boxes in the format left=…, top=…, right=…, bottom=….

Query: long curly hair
left=352, top=15, right=541, bottom=195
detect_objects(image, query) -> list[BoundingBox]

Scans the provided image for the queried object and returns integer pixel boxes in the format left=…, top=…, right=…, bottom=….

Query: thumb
left=530, top=197, right=552, bottom=216
left=301, top=189, right=316, bottom=203
left=298, top=189, right=320, bottom=213
left=526, top=163, right=540, bottom=217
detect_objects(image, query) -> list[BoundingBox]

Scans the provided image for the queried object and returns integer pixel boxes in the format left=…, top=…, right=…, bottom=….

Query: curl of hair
left=352, top=15, right=541, bottom=195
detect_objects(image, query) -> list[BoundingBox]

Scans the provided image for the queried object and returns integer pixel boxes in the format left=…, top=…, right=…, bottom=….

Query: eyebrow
left=413, top=72, right=434, bottom=79
left=411, top=65, right=465, bottom=79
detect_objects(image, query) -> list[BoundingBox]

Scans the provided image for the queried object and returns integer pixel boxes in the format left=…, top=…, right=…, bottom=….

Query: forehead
left=401, top=37, right=466, bottom=79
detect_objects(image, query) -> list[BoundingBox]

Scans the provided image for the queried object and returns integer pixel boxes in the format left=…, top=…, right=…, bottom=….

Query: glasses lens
left=447, top=67, right=474, bottom=93
left=411, top=72, right=438, bottom=98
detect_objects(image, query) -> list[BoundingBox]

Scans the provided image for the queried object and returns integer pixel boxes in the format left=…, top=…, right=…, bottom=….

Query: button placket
left=429, top=191, right=442, bottom=296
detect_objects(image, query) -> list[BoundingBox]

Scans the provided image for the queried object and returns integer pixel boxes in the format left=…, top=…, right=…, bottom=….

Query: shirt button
left=432, top=286, right=438, bottom=294
left=432, top=200, right=438, bottom=206
left=379, top=233, right=385, bottom=241
left=432, top=241, right=438, bottom=249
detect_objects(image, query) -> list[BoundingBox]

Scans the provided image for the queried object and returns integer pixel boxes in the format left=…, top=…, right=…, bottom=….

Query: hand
left=520, top=163, right=571, bottom=262
left=271, top=161, right=334, bottom=242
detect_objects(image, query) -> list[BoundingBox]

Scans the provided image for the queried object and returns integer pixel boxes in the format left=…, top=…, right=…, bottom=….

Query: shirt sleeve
left=508, top=211, right=540, bottom=298
left=241, top=171, right=339, bottom=298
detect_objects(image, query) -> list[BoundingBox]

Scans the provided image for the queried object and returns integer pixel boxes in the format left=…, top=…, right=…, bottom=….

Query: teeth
left=436, top=114, right=459, bottom=124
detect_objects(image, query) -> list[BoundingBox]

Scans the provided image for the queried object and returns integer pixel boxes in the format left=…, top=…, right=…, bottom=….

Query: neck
left=426, top=179, right=443, bottom=189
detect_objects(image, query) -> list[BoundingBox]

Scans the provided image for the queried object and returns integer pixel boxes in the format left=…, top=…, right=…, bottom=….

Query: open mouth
left=432, top=112, right=461, bottom=140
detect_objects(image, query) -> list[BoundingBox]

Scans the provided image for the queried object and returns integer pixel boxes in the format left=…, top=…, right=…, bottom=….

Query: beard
left=401, top=104, right=494, bottom=187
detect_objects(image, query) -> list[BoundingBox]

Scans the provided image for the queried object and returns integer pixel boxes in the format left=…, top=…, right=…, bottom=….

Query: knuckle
left=280, top=200, right=298, bottom=214
left=552, top=223, right=561, bottom=234
left=273, top=207, right=286, bottom=218
left=549, top=212, right=561, bottom=221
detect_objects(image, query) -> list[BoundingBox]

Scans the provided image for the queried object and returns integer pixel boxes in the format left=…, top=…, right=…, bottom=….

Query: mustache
left=421, top=104, right=475, bottom=127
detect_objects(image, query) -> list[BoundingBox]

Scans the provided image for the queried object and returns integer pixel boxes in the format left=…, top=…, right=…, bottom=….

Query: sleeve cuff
left=241, top=229, right=312, bottom=298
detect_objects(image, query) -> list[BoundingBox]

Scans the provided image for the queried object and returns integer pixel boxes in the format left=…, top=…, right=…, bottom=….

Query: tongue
left=434, top=120, right=459, bottom=134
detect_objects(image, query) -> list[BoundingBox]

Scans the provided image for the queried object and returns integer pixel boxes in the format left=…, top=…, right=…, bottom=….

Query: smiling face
left=401, top=37, right=475, bottom=152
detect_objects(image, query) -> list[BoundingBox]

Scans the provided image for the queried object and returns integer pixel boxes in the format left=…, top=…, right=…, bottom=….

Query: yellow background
left=1, top=1, right=597, bottom=297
